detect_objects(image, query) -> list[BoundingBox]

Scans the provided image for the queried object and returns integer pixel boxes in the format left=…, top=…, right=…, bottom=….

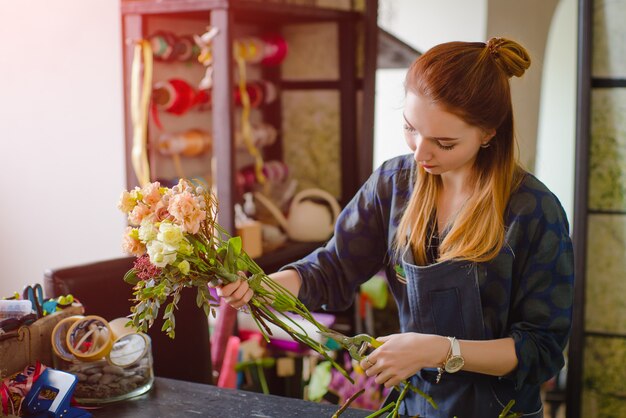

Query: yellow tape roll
left=51, top=315, right=85, bottom=362
left=66, top=315, right=114, bottom=361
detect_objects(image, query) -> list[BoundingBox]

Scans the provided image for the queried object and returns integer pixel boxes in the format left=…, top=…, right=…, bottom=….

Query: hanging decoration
left=234, top=46, right=266, bottom=185
left=130, top=39, right=153, bottom=187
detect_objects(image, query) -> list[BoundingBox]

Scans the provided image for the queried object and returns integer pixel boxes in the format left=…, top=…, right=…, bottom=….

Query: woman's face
left=403, top=92, right=494, bottom=179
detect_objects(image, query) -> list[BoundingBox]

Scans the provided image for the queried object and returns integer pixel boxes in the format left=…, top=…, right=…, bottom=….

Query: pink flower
left=168, top=191, right=206, bottom=234
left=153, top=200, right=173, bottom=222
left=133, top=254, right=162, bottom=280
left=122, top=227, right=146, bottom=256
left=128, top=203, right=152, bottom=226
left=142, top=182, right=162, bottom=206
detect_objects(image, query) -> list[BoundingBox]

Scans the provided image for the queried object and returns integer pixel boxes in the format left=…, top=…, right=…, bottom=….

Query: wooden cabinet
left=120, top=0, right=378, bottom=269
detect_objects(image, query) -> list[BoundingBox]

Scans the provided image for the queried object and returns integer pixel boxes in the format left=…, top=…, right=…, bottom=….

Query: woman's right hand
left=214, top=277, right=254, bottom=309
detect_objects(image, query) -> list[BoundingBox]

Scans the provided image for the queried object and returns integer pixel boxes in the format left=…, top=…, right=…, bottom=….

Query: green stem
left=256, top=362, right=269, bottom=395
left=364, top=401, right=395, bottom=418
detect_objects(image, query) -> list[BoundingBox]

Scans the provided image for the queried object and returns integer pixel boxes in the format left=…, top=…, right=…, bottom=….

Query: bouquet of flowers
left=117, top=179, right=349, bottom=379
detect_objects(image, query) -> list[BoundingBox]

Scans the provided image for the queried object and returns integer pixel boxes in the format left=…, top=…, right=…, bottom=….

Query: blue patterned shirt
left=285, top=154, right=574, bottom=390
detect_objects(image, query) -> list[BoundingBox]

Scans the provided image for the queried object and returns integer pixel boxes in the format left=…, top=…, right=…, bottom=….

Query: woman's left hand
left=360, top=332, right=448, bottom=388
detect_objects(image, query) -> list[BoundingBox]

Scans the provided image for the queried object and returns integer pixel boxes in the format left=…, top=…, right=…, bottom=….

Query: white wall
left=535, top=0, right=577, bottom=224
left=0, top=0, right=126, bottom=296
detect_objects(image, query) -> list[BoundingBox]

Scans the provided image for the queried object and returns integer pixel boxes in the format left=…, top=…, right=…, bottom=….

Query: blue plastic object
left=23, top=368, right=92, bottom=418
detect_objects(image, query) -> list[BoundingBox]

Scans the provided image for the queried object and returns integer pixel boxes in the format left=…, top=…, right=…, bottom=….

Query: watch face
left=445, top=356, right=465, bottom=373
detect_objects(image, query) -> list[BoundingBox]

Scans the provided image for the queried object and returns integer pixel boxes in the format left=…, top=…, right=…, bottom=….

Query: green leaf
left=236, top=258, right=248, bottom=271
left=161, top=319, right=171, bottom=332
left=196, top=287, right=204, bottom=308
left=164, top=302, right=174, bottom=316
left=224, top=236, right=244, bottom=272
left=123, top=269, right=139, bottom=285
left=229, top=236, right=242, bottom=256
left=249, top=273, right=263, bottom=289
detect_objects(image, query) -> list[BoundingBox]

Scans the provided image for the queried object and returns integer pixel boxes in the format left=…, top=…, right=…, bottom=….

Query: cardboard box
left=0, top=305, right=84, bottom=378
left=237, top=220, right=263, bottom=258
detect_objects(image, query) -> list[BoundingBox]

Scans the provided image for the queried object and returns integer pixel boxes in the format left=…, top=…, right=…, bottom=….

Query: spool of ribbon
left=259, top=80, right=278, bottom=105
left=51, top=315, right=85, bottom=362
left=261, top=33, right=288, bottom=66
left=157, top=129, right=212, bottom=157
left=152, top=78, right=199, bottom=115
left=237, top=160, right=289, bottom=192
left=234, top=82, right=264, bottom=108
left=173, top=35, right=198, bottom=62
left=235, top=123, right=277, bottom=150
left=148, top=31, right=176, bottom=61
left=66, top=315, right=114, bottom=362
left=234, top=37, right=265, bottom=64
left=149, top=31, right=198, bottom=62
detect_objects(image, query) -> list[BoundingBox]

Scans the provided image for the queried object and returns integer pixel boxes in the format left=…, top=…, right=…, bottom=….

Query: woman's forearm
left=268, top=269, right=302, bottom=298
left=456, top=337, right=518, bottom=377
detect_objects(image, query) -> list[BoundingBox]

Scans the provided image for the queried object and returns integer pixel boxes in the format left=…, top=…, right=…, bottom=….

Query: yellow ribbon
left=130, top=40, right=153, bottom=187
left=234, top=48, right=266, bottom=185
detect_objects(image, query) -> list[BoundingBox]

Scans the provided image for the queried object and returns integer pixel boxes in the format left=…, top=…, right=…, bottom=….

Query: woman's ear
left=483, top=128, right=496, bottom=142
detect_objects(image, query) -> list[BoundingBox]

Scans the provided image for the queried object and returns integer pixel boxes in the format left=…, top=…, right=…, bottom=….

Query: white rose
left=146, top=240, right=177, bottom=268
left=138, top=220, right=158, bottom=243
left=157, top=222, right=185, bottom=250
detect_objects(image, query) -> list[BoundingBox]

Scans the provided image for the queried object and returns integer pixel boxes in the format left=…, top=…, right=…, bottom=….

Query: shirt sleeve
left=505, top=192, right=575, bottom=389
left=281, top=167, right=389, bottom=312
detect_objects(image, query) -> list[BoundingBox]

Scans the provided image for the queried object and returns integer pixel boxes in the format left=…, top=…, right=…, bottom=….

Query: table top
left=91, top=377, right=377, bottom=418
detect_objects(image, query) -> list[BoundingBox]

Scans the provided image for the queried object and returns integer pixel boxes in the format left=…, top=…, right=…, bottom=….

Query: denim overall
left=391, top=249, right=543, bottom=418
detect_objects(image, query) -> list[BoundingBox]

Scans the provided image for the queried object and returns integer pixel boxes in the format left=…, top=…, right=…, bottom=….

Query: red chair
left=43, top=257, right=212, bottom=384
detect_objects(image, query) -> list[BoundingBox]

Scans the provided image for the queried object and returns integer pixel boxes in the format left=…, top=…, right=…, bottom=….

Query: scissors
left=319, top=330, right=382, bottom=361
left=23, top=284, right=45, bottom=319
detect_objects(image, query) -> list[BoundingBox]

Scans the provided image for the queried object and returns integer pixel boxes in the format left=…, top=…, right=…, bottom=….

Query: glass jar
left=53, top=332, right=154, bottom=404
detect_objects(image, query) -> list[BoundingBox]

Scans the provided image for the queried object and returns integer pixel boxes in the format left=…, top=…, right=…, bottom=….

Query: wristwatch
left=443, top=337, right=464, bottom=373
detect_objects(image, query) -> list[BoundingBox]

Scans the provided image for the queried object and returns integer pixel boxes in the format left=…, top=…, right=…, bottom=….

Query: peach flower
left=142, top=182, right=162, bottom=206
left=117, top=190, right=137, bottom=214
left=128, top=203, right=152, bottom=226
left=122, top=227, right=146, bottom=256
left=168, top=191, right=206, bottom=234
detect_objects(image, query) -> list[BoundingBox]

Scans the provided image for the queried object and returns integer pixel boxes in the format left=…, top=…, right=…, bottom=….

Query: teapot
left=254, top=188, right=341, bottom=242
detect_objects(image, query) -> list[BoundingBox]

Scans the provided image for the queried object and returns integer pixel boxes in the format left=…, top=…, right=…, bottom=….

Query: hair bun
left=486, top=37, right=531, bottom=78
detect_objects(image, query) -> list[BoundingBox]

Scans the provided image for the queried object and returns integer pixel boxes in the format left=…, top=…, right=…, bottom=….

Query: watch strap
left=449, top=336, right=461, bottom=357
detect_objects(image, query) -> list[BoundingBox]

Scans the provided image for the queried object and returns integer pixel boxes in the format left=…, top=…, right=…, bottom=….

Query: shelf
left=121, top=0, right=360, bottom=23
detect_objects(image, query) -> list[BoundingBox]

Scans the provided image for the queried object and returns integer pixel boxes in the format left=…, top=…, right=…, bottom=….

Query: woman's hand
left=209, top=274, right=254, bottom=309
left=360, top=333, right=448, bottom=388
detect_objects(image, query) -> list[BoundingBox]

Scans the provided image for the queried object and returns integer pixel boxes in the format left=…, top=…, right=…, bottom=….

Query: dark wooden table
left=91, top=377, right=377, bottom=417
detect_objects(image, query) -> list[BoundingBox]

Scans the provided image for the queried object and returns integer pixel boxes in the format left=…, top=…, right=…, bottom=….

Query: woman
left=216, top=38, right=574, bottom=417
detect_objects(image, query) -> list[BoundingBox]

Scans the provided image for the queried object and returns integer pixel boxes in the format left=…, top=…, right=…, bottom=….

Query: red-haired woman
left=217, top=38, right=574, bottom=417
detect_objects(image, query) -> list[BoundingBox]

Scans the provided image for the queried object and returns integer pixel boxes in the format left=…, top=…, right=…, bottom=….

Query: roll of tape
left=107, top=332, right=151, bottom=368
left=66, top=315, right=114, bottom=361
left=108, top=317, right=137, bottom=340
left=51, top=315, right=84, bottom=362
